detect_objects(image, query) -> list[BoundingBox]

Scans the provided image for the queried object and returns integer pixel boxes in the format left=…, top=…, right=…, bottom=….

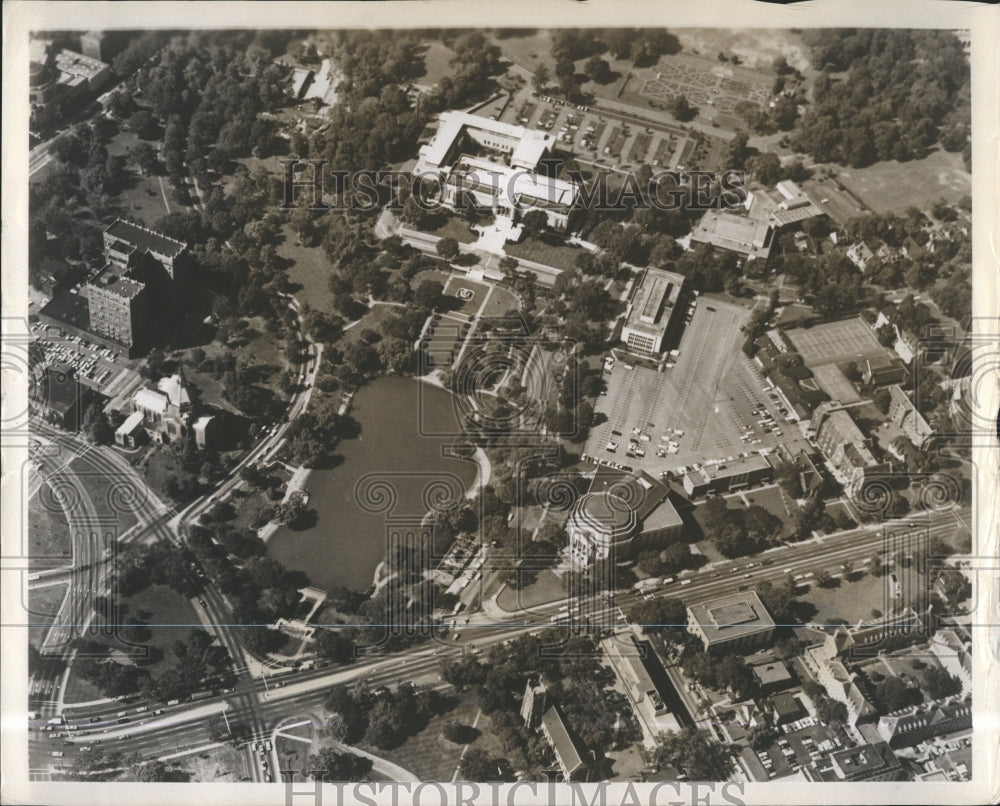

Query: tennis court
left=785, top=317, right=887, bottom=367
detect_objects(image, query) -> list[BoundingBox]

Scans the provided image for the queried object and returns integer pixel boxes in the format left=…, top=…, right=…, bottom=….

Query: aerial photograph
left=10, top=13, right=988, bottom=801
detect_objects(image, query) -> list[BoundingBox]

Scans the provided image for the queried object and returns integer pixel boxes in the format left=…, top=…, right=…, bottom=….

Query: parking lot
left=33, top=321, right=125, bottom=392
left=501, top=92, right=697, bottom=172
left=585, top=298, right=810, bottom=476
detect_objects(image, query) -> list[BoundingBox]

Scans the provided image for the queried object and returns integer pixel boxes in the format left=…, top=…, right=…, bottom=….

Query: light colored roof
left=116, top=410, right=145, bottom=435
left=134, top=388, right=168, bottom=414
left=691, top=209, right=773, bottom=258
left=420, top=110, right=555, bottom=170
left=157, top=374, right=190, bottom=408
left=687, top=591, right=775, bottom=646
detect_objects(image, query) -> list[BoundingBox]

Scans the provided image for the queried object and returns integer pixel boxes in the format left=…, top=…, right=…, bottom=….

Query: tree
left=627, top=597, right=687, bottom=638
left=876, top=676, right=921, bottom=713
left=307, top=746, right=372, bottom=782
left=435, top=237, right=460, bottom=261
left=532, top=64, right=550, bottom=92
left=816, top=698, right=848, bottom=725
left=583, top=55, right=612, bottom=84
left=668, top=94, right=696, bottom=122
left=922, top=667, right=962, bottom=700
left=458, top=748, right=513, bottom=782
left=746, top=724, right=779, bottom=752
left=313, top=628, right=355, bottom=664
left=520, top=210, right=548, bottom=239
left=413, top=279, right=445, bottom=313
left=646, top=727, right=734, bottom=780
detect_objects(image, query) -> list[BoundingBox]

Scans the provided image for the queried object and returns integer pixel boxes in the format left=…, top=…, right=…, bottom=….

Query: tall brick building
left=84, top=219, right=187, bottom=353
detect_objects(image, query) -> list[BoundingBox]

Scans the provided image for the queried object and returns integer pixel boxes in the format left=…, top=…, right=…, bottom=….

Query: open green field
left=29, top=480, right=73, bottom=567
left=496, top=568, right=566, bottom=611
left=491, top=30, right=557, bottom=78
left=279, top=224, right=336, bottom=315
left=504, top=237, right=582, bottom=272
left=419, top=40, right=458, bottom=86
left=443, top=276, right=490, bottom=317
left=835, top=149, right=971, bottom=215
left=73, top=583, right=205, bottom=677
left=479, top=285, right=521, bottom=318
left=798, top=568, right=915, bottom=629
left=28, top=583, right=67, bottom=649
left=374, top=689, right=484, bottom=782
left=424, top=214, right=478, bottom=244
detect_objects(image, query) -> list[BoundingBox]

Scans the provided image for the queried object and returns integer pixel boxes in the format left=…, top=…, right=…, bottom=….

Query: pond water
left=267, top=376, right=476, bottom=592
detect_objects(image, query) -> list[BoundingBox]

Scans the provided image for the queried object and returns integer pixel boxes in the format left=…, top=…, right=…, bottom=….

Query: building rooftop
left=587, top=467, right=672, bottom=523
left=88, top=268, right=145, bottom=300
left=575, top=491, right=637, bottom=534
left=623, top=267, right=685, bottom=339
left=770, top=691, right=803, bottom=719
left=752, top=661, right=793, bottom=688
left=157, top=374, right=191, bottom=409
left=691, top=209, right=773, bottom=259
left=40, top=292, right=90, bottom=331
left=54, top=49, right=109, bottom=80
left=134, top=388, right=168, bottom=415
left=421, top=110, right=556, bottom=171
left=684, top=452, right=773, bottom=485
left=540, top=706, right=585, bottom=776
left=116, top=409, right=145, bottom=435
left=687, top=591, right=775, bottom=646
left=105, top=219, right=186, bottom=259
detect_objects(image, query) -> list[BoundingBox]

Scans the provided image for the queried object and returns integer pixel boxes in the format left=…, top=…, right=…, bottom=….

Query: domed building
left=568, top=468, right=683, bottom=565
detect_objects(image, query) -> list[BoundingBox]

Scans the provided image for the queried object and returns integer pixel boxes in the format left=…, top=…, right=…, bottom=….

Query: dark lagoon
left=267, top=377, right=477, bottom=592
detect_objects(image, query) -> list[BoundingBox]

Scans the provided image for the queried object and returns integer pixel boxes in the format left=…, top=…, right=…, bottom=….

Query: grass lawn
left=372, top=690, right=483, bottom=782
left=834, top=149, right=971, bottom=215
left=75, top=584, right=204, bottom=675
left=799, top=570, right=899, bottom=629
left=492, top=30, right=557, bottom=79
left=119, top=173, right=173, bottom=224
left=275, top=719, right=319, bottom=782
left=740, top=485, right=801, bottom=537
left=479, top=285, right=521, bottom=318
left=180, top=743, right=246, bottom=782
left=443, top=276, right=490, bottom=317
left=116, top=583, right=204, bottom=670
left=423, top=214, right=478, bottom=244
left=504, top=237, right=582, bottom=272
left=418, top=40, right=458, bottom=86
left=341, top=305, right=407, bottom=350
left=279, top=224, right=337, bottom=315
left=411, top=268, right=454, bottom=291
left=29, top=481, right=73, bottom=568
left=63, top=666, right=104, bottom=705
left=71, top=459, right=138, bottom=534
left=28, top=584, right=67, bottom=650
left=496, top=568, right=567, bottom=611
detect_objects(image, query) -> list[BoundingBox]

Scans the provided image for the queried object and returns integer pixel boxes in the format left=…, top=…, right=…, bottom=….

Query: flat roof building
left=687, top=591, right=775, bottom=653
left=620, top=267, right=686, bottom=354
left=803, top=742, right=908, bottom=782
left=601, top=633, right=681, bottom=748
left=682, top=453, right=775, bottom=498
left=415, top=111, right=579, bottom=235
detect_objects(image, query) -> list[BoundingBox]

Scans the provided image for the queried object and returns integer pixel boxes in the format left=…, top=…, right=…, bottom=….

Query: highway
left=29, top=502, right=969, bottom=778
